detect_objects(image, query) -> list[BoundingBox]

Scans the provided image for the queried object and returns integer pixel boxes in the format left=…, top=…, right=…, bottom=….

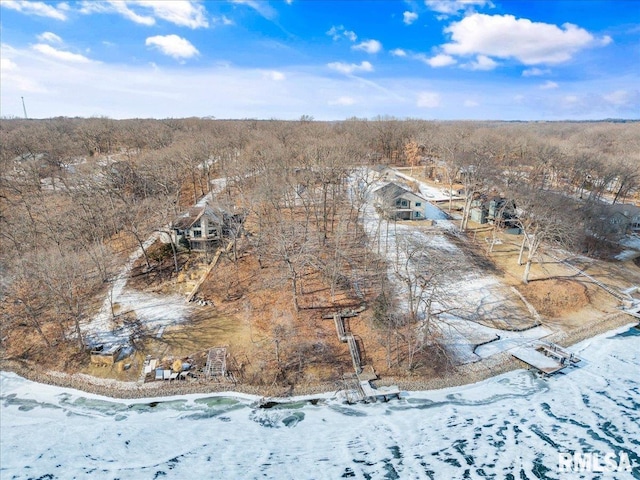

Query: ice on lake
left=2, top=325, right=639, bottom=479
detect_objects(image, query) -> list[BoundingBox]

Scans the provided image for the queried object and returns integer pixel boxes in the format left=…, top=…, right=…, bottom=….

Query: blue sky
left=1, top=0, right=638, bottom=120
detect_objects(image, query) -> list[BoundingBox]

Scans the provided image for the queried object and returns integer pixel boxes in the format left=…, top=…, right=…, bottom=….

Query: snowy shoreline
left=1, top=313, right=635, bottom=403
left=4, top=321, right=638, bottom=480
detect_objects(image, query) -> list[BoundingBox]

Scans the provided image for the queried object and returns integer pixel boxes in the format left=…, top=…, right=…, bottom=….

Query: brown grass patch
left=518, top=278, right=589, bottom=318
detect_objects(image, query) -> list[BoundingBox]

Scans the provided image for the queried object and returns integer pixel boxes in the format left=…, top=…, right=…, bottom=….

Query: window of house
left=415, top=212, right=421, bottom=218
left=415, top=202, right=421, bottom=207
left=401, top=200, right=408, bottom=207
left=192, top=230, right=202, bottom=238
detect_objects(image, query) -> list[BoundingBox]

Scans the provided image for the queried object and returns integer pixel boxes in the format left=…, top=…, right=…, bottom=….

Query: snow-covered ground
left=2, top=325, right=638, bottom=479
left=82, top=232, right=169, bottom=346
left=616, top=234, right=640, bottom=261
left=82, top=183, right=226, bottom=347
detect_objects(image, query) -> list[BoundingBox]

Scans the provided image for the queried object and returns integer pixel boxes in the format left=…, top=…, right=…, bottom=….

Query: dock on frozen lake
left=340, top=375, right=401, bottom=403
left=512, top=342, right=580, bottom=375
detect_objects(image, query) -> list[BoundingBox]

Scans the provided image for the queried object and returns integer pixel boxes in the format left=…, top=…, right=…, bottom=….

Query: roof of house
left=373, top=182, right=426, bottom=203
left=172, top=206, right=223, bottom=230
left=606, top=203, right=640, bottom=218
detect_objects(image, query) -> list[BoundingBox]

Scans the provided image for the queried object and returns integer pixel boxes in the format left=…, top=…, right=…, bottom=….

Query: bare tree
left=512, top=187, right=577, bottom=283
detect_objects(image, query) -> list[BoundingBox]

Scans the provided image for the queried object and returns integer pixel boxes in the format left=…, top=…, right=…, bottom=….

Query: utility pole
left=21, top=97, right=28, bottom=119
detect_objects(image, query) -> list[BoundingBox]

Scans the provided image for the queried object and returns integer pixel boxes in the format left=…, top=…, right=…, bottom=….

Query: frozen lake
left=2, top=325, right=639, bottom=479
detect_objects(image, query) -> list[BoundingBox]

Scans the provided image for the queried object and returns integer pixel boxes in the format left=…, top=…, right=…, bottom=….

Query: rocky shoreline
left=1, top=312, right=635, bottom=402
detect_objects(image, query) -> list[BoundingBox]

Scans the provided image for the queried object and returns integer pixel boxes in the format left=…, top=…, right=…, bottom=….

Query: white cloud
left=140, top=1, right=209, bottom=28
left=417, top=53, right=457, bottom=67
left=442, top=14, right=608, bottom=65
left=522, top=67, right=550, bottom=77
left=464, top=99, right=479, bottom=107
left=327, top=25, right=357, bottom=42
left=2, top=40, right=638, bottom=121
left=425, top=0, right=492, bottom=16
left=32, top=44, right=93, bottom=63
left=145, top=35, right=199, bottom=59
left=465, top=54, right=498, bottom=70
left=36, top=32, right=63, bottom=44
left=390, top=49, right=407, bottom=57
left=1, top=58, right=19, bottom=73
left=264, top=70, right=286, bottom=81
left=327, top=26, right=341, bottom=40
left=403, top=11, right=418, bottom=25
left=417, top=91, right=441, bottom=108
left=79, top=1, right=208, bottom=28
left=327, top=61, right=373, bottom=75
left=231, top=0, right=277, bottom=20
left=604, top=89, right=639, bottom=106
left=215, top=15, right=235, bottom=26
left=344, top=30, right=357, bottom=42
left=352, top=39, right=382, bottom=54
left=80, top=1, right=154, bottom=25
left=540, top=80, right=559, bottom=89
left=1, top=0, right=67, bottom=20
left=329, top=96, right=356, bottom=106
left=0, top=54, right=47, bottom=94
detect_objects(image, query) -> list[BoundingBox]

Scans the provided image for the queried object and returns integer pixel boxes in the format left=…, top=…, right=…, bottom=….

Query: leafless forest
left=1, top=117, right=638, bottom=380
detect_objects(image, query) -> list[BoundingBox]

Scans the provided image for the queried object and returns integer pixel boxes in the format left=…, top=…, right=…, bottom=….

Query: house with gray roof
left=171, top=206, right=223, bottom=251
left=373, top=182, right=428, bottom=221
left=603, top=203, right=640, bottom=235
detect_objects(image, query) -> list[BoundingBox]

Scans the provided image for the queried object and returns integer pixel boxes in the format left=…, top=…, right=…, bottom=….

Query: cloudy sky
left=1, top=0, right=638, bottom=120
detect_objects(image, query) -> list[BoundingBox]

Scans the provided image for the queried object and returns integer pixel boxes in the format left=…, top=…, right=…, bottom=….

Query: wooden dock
left=512, top=342, right=580, bottom=375
left=341, top=375, right=400, bottom=403
left=358, top=381, right=400, bottom=402
left=328, top=311, right=401, bottom=403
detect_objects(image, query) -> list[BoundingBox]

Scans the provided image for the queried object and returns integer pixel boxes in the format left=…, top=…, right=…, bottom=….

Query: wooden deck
left=512, top=342, right=580, bottom=375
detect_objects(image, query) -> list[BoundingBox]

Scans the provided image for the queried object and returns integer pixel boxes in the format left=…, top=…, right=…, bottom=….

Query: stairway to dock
left=328, top=311, right=400, bottom=402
